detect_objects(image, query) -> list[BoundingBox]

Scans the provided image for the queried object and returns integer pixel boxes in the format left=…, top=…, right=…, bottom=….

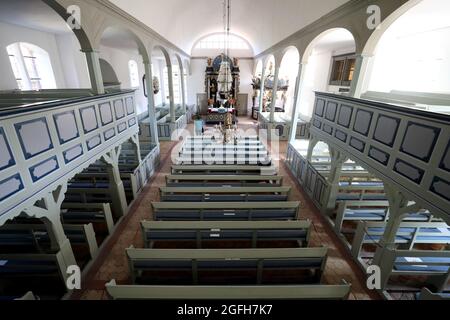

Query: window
left=6, top=42, right=56, bottom=91
left=329, top=53, right=356, bottom=87
left=128, top=60, right=140, bottom=88
left=163, top=66, right=182, bottom=105
left=195, top=34, right=250, bottom=50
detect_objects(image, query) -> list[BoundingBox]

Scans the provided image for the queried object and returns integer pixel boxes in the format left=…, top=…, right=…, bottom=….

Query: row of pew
left=106, top=137, right=352, bottom=300
left=311, top=159, right=450, bottom=297
left=0, top=143, right=158, bottom=299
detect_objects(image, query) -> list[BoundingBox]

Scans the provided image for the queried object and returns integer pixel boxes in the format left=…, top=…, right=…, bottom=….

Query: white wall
left=99, top=45, right=148, bottom=115
left=0, top=21, right=91, bottom=91
left=187, top=57, right=254, bottom=112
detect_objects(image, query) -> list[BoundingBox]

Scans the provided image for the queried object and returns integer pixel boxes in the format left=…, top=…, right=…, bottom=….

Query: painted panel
left=79, top=105, right=98, bottom=133
left=325, top=102, right=338, bottom=122
left=323, top=124, right=333, bottom=135
left=114, top=99, right=125, bottom=119
left=440, top=142, right=450, bottom=172
left=104, top=128, right=116, bottom=141
left=53, top=110, right=79, bottom=144
left=63, top=144, right=83, bottom=164
left=29, top=156, right=59, bottom=182
left=373, top=115, right=400, bottom=147
left=126, top=97, right=135, bottom=115
left=0, top=127, right=15, bottom=171
left=337, top=105, right=353, bottom=128
left=349, top=137, right=365, bottom=152
left=353, top=110, right=373, bottom=137
left=15, top=117, right=53, bottom=159
left=368, top=146, right=390, bottom=165
left=118, top=122, right=127, bottom=133
left=400, top=122, right=440, bottom=163
left=87, top=134, right=101, bottom=151
left=394, top=159, right=424, bottom=184
left=430, top=177, right=450, bottom=201
left=312, top=119, right=322, bottom=129
left=99, top=102, right=113, bottom=126
left=335, top=130, right=347, bottom=142
left=314, top=99, right=325, bottom=117
left=0, top=174, right=24, bottom=202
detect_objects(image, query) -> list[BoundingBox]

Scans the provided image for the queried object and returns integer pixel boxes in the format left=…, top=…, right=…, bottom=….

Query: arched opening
left=98, top=26, right=149, bottom=114
left=261, top=55, right=276, bottom=112
left=278, top=47, right=300, bottom=116
left=171, top=55, right=184, bottom=107
left=192, top=33, right=254, bottom=58
left=298, top=28, right=356, bottom=118
left=152, top=46, right=172, bottom=109
left=251, top=60, right=264, bottom=115
left=362, top=0, right=450, bottom=113
left=0, top=0, right=92, bottom=92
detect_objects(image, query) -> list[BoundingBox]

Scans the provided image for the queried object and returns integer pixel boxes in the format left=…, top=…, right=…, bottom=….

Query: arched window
left=194, top=34, right=250, bottom=50
left=6, top=42, right=56, bottom=90
left=163, top=66, right=182, bottom=105
left=128, top=60, right=139, bottom=88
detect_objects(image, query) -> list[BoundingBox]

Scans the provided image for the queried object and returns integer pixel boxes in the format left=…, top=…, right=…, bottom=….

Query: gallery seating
left=126, top=247, right=327, bottom=285
left=141, top=220, right=311, bottom=248
left=159, top=186, right=291, bottom=202
left=61, top=203, right=115, bottom=237
left=105, top=281, right=352, bottom=300
left=165, top=175, right=283, bottom=187
left=171, top=165, right=277, bottom=175
left=151, top=201, right=300, bottom=221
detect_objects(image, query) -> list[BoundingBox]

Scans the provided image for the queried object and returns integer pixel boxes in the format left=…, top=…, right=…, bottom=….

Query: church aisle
left=72, top=117, right=380, bottom=300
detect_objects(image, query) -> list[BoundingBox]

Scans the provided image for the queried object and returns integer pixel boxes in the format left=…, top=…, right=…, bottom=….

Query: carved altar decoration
left=214, top=112, right=239, bottom=145
left=152, top=76, right=160, bottom=95
left=205, top=54, right=240, bottom=105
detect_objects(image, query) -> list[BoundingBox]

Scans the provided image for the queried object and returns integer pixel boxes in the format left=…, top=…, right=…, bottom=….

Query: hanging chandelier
left=217, top=0, right=233, bottom=98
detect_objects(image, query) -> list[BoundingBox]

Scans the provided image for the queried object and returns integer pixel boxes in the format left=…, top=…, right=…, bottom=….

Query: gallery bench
left=141, top=220, right=311, bottom=248
left=61, top=203, right=115, bottom=236
left=151, top=201, right=300, bottom=221
left=105, top=281, right=351, bottom=300
left=159, top=186, right=291, bottom=202
left=171, top=165, right=277, bottom=175
left=126, top=247, right=327, bottom=285
left=0, top=223, right=98, bottom=260
left=351, top=221, right=450, bottom=260
left=380, top=248, right=450, bottom=292
left=165, top=175, right=283, bottom=187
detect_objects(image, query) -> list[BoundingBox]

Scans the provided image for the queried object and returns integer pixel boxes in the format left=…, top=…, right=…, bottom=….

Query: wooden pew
left=334, top=201, right=436, bottom=234
left=0, top=252, right=68, bottom=294
left=176, top=156, right=272, bottom=166
left=105, top=281, right=352, bottom=300
left=0, top=223, right=98, bottom=260
left=141, top=220, right=311, bottom=248
left=159, top=186, right=291, bottom=202
left=61, top=203, right=114, bottom=236
left=171, top=165, right=277, bottom=175
left=380, top=248, right=450, bottom=292
left=337, top=184, right=386, bottom=201
left=126, top=247, right=327, bottom=285
left=418, top=288, right=450, bottom=300
left=151, top=201, right=300, bottom=221
left=351, top=221, right=450, bottom=261
left=165, top=175, right=283, bottom=187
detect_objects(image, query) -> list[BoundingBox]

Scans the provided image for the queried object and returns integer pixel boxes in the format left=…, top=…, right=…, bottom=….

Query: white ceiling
left=110, top=0, right=350, bottom=55
left=0, top=0, right=72, bottom=34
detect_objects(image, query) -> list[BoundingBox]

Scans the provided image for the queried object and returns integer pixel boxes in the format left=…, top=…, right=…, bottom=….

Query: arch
left=152, top=45, right=173, bottom=107
left=173, top=53, right=185, bottom=107
left=98, top=58, right=119, bottom=86
left=42, top=0, right=94, bottom=51
left=254, top=60, right=263, bottom=77
left=362, top=0, right=423, bottom=56
left=362, top=0, right=450, bottom=96
left=278, top=47, right=301, bottom=116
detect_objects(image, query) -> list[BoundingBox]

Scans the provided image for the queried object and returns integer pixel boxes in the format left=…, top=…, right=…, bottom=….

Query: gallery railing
left=308, top=92, right=450, bottom=221
left=0, top=90, right=139, bottom=222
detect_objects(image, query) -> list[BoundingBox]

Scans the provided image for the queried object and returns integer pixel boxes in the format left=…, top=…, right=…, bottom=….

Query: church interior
left=0, top=0, right=449, bottom=303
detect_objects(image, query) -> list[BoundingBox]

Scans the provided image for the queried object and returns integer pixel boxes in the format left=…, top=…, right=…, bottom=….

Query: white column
left=258, top=67, right=266, bottom=113
left=269, top=66, right=280, bottom=123
left=143, top=61, right=159, bottom=145
left=167, top=64, right=176, bottom=123
left=180, top=67, right=187, bottom=115
left=83, top=49, right=105, bottom=95
left=289, top=62, right=306, bottom=143
left=349, top=53, right=373, bottom=98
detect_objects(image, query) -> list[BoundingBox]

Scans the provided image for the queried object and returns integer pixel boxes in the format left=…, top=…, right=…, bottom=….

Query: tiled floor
left=72, top=116, right=381, bottom=300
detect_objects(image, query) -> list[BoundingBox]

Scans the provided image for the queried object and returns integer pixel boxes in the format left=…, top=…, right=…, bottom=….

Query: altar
left=206, top=107, right=237, bottom=124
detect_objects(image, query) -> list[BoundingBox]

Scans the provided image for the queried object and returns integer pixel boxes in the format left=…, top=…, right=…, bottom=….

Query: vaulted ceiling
left=110, top=0, right=350, bottom=55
